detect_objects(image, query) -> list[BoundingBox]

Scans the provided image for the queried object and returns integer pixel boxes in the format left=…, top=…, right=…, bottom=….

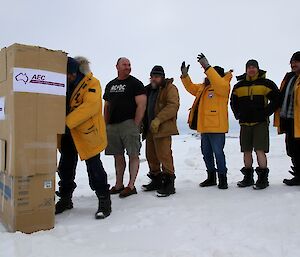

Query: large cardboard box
left=0, top=43, right=67, bottom=233
left=0, top=43, right=67, bottom=177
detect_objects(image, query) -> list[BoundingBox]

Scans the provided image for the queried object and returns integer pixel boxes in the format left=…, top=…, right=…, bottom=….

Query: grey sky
left=1, top=0, right=299, bottom=133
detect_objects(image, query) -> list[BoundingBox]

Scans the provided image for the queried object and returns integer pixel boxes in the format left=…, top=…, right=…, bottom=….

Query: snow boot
left=142, top=172, right=162, bottom=191
left=55, top=196, right=73, bottom=214
left=55, top=191, right=62, bottom=197
left=95, top=193, right=112, bottom=219
left=218, top=173, right=228, bottom=189
left=283, top=176, right=300, bottom=186
left=237, top=167, right=254, bottom=187
left=283, top=166, right=300, bottom=186
left=157, top=173, right=176, bottom=197
left=253, top=167, right=269, bottom=190
left=288, top=166, right=297, bottom=176
left=199, top=171, right=217, bottom=187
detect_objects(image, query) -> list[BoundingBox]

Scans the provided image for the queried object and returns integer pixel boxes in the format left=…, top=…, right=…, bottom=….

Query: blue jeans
left=200, top=133, right=227, bottom=174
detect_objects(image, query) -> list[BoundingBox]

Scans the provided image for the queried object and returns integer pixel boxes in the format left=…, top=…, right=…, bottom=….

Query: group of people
left=54, top=51, right=300, bottom=220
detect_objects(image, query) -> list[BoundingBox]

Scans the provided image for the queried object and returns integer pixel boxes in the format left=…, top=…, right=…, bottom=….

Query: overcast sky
left=1, top=0, right=299, bottom=133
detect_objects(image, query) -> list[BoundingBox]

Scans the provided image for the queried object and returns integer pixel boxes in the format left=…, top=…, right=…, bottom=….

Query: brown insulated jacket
left=143, top=78, right=180, bottom=139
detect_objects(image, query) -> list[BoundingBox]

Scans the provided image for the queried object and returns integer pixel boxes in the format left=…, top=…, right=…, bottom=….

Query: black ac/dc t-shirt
left=103, top=75, right=145, bottom=124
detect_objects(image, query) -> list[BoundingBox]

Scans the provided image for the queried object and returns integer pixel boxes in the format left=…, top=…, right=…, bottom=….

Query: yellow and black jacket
left=230, top=70, right=280, bottom=124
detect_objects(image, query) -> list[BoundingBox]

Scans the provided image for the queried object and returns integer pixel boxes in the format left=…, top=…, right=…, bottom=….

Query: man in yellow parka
left=274, top=51, right=300, bottom=186
left=181, top=53, right=232, bottom=189
left=56, top=57, right=111, bottom=219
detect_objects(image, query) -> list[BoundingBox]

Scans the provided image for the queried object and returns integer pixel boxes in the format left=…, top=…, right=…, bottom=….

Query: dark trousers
left=201, top=133, right=227, bottom=174
left=285, top=119, right=300, bottom=174
left=57, top=133, right=109, bottom=198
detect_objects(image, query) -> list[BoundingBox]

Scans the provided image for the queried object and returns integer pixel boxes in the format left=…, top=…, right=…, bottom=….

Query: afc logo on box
left=13, top=67, right=67, bottom=96
left=15, top=73, right=47, bottom=85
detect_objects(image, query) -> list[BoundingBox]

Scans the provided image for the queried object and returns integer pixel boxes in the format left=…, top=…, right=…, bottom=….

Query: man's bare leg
left=256, top=150, right=267, bottom=169
left=128, top=155, right=139, bottom=189
left=114, top=154, right=126, bottom=189
left=244, top=152, right=253, bottom=168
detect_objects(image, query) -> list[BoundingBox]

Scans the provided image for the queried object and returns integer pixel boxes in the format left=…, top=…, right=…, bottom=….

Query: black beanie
left=290, top=51, right=300, bottom=63
left=150, top=65, right=165, bottom=77
left=246, top=59, right=259, bottom=70
left=67, top=57, right=79, bottom=74
left=214, top=66, right=225, bottom=77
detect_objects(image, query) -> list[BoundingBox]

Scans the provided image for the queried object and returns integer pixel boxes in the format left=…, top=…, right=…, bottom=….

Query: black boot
left=157, top=173, right=176, bottom=197
left=283, top=167, right=300, bottom=186
left=142, top=172, right=162, bottom=191
left=218, top=173, right=228, bottom=189
left=95, top=193, right=112, bottom=219
left=199, top=171, right=217, bottom=187
left=288, top=166, right=297, bottom=176
left=253, top=168, right=269, bottom=190
left=237, top=167, right=254, bottom=187
left=55, top=196, right=73, bottom=214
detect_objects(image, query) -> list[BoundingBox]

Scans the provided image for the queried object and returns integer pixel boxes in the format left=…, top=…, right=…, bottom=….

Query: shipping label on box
left=13, top=67, right=66, bottom=96
left=0, top=97, right=5, bottom=120
left=43, top=180, right=52, bottom=189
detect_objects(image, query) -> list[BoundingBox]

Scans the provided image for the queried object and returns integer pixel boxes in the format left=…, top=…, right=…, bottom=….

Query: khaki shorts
left=240, top=122, right=270, bottom=153
left=105, top=119, right=141, bottom=156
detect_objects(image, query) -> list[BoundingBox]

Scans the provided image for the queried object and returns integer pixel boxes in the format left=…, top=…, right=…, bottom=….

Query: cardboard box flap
left=8, top=44, right=67, bottom=74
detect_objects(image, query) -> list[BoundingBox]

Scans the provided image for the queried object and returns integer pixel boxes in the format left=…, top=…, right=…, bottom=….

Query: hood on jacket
left=165, top=78, right=174, bottom=86
left=146, top=78, right=174, bottom=89
left=214, top=66, right=225, bottom=77
left=74, top=56, right=91, bottom=75
left=236, top=69, right=267, bottom=81
left=283, top=71, right=297, bottom=82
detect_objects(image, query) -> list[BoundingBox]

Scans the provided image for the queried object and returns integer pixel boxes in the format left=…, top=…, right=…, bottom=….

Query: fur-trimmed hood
left=74, top=56, right=91, bottom=75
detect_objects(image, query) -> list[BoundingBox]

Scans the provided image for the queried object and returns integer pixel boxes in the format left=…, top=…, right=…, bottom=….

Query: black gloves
left=181, top=61, right=190, bottom=77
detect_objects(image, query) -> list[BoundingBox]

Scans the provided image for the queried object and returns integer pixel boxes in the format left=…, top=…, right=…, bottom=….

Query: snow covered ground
left=1, top=134, right=300, bottom=257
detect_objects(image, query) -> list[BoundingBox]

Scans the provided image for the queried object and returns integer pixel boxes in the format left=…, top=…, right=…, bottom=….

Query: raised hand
left=197, top=53, right=210, bottom=70
left=181, top=61, right=190, bottom=77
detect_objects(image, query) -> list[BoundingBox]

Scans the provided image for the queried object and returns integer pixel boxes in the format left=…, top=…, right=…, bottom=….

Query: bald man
left=104, top=58, right=147, bottom=198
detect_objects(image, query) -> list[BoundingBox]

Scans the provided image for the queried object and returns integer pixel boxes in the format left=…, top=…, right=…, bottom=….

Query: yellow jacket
left=181, top=67, right=232, bottom=133
left=66, top=72, right=107, bottom=160
left=274, top=73, right=300, bottom=138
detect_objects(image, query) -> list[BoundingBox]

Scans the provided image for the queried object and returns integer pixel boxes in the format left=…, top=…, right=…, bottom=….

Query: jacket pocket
left=204, top=110, right=220, bottom=128
left=76, top=118, right=95, bottom=134
left=77, top=125, right=99, bottom=149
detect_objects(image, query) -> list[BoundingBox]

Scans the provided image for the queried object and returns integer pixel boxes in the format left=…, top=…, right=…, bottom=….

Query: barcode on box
left=44, top=180, right=52, bottom=189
